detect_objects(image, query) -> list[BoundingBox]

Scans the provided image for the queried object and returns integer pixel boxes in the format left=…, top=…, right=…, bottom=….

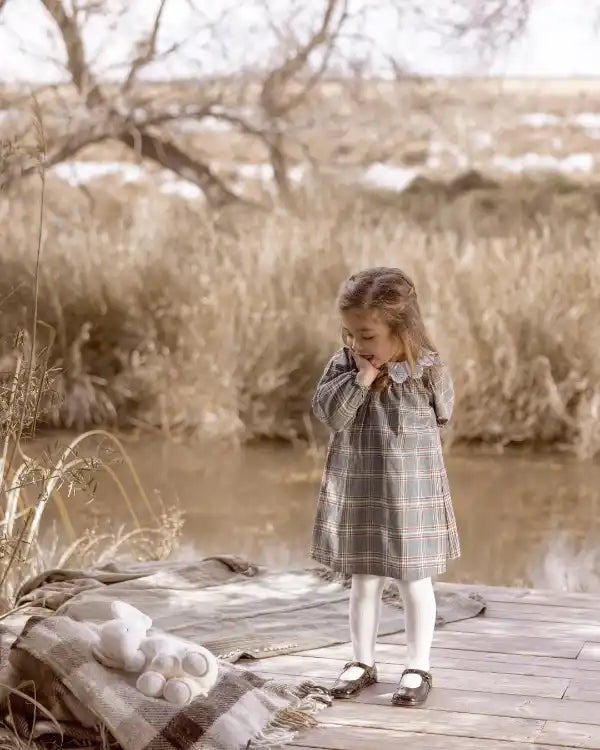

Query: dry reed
left=2, top=174, right=598, bottom=456
left=0, top=106, right=183, bottom=748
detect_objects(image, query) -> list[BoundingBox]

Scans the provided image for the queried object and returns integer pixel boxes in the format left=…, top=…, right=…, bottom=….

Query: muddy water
left=26, top=433, right=600, bottom=592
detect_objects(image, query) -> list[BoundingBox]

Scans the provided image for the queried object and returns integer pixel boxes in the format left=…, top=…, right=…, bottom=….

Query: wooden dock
left=244, top=582, right=600, bottom=749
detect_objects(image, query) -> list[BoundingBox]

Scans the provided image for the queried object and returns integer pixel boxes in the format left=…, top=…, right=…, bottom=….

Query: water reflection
left=28, top=434, right=600, bottom=592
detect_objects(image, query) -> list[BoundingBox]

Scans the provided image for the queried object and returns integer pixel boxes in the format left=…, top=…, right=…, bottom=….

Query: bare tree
left=1, top=0, right=358, bottom=206
left=23, top=0, right=244, bottom=205
left=256, top=0, right=350, bottom=206
left=1, top=0, right=542, bottom=204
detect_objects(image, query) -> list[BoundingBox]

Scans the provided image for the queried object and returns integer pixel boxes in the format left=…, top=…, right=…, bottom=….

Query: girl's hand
left=351, top=351, right=380, bottom=387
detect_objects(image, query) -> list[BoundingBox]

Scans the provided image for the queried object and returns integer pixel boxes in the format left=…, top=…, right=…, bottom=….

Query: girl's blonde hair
left=338, top=266, right=436, bottom=392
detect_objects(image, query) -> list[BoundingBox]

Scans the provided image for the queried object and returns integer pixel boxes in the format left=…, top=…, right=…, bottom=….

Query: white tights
left=341, top=574, right=437, bottom=688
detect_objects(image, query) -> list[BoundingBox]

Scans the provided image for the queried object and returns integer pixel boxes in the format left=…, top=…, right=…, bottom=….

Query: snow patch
left=236, top=163, right=273, bottom=181
left=360, top=162, right=420, bottom=192
left=521, top=113, right=561, bottom=127
left=571, top=112, right=600, bottom=129
left=160, top=179, right=203, bottom=200
left=494, top=152, right=594, bottom=173
left=51, top=161, right=146, bottom=185
left=178, top=116, right=234, bottom=133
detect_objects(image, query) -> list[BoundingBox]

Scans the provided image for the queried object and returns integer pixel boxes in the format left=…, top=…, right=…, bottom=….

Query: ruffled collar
left=386, top=350, right=437, bottom=384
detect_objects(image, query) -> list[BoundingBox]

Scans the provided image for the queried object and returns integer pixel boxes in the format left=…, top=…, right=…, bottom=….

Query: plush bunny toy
left=90, top=601, right=219, bottom=705
left=91, top=600, right=152, bottom=672
left=137, top=634, right=219, bottom=706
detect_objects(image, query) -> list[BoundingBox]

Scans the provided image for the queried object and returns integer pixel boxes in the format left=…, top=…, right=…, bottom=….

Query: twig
left=122, top=0, right=169, bottom=92
left=0, top=508, right=32, bottom=590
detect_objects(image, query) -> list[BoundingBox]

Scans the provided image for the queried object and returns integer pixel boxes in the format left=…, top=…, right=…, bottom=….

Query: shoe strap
left=401, top=668, right=432, bottom=685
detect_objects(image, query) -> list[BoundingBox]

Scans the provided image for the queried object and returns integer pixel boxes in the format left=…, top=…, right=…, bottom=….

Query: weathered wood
left=380, top=629, right=582, bottom=658
left=536, top=720, right=600, bottom=749
left=249, top=654, right=569, bottom=697
left=310, top=702, right=545, bottom=743
left=484, top=600, right=600, bottom=625
left=436, top=582, right=600, bottom=611
left=276, top=583, right=600, bottom=749
left=579, top=643, right=600, bottom=661
left=290, top=726, right=583, bottom=750
left=296, top=643, right=600, bottom=678
left=351, top=684, right=600, bottom=726
left=441, top=615, right=600, bottom=641
left=254, top=665, right=600, bottom=725
left=565, top=679, right=600, bottom=702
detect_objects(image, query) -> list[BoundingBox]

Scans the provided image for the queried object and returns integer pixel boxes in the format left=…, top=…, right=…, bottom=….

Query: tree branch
left=31, top=1, right=246, bottom=207
left=73, top=0, right=105, bottom=16
left=451, top=0, right=532, bottom=50
left=260, top=0, right=346, bottom=117
left=40, top=0, right=103, bottom=106
left=396, top=0, right=533, bottom=60
left=1, top=107, right=252, bottom=207
left=257, top=0, right=348, bottom=208
left=0, top=119, right=120, bottom=188
left=118, top=128, right=245, bottom=207
left=122, top=0, right=169, bottom=93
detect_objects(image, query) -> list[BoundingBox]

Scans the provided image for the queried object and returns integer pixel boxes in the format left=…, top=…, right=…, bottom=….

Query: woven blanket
left=15, top=555, right=485, bottom=661
left=0, top=612, right=330, bottom=749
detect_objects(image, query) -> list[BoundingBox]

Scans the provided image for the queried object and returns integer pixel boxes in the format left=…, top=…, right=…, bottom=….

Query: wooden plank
left=296, top=644, right=600, bottom=676
left=484, top=601, right=600, bottom=625
left=249, top=654, right=569, bottom=698
left=290, top=726, right=581, bottom=750
left=579, top=643, right=600, bottom=662
left=350, top=684, right=600, bottom=727
left=380, top=630, right=582, bottom=658
left=258, top=670, right=600, bottom=724
left=254, top=666, right=600, bottom=727
left=440, top=616, right=600, bottom=642
left=537, top=721, right=600, bottom=749
left=565, top=678, right=600, bottom=702
left=436, top=582, right=600, bottom=610
left=306, top=702, right=545, bottom=743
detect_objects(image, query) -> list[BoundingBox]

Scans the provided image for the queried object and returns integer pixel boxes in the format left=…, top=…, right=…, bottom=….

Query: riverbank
left=2, top=185, right=600, bottom=457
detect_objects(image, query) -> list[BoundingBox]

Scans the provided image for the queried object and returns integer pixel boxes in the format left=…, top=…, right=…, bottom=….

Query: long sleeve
left=428, top=360, right=455, bottom=426
left=312, top=348, right=370, bottom=432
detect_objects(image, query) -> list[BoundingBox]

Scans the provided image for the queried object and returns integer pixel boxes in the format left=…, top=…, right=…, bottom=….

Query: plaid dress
left=310, top=346, right=460, bottom=581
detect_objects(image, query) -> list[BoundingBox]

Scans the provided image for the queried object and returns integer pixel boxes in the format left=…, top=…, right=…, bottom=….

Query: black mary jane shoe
left=330, top=660, right=377, bottom=698
left=391, top=668, right=433, bottom=707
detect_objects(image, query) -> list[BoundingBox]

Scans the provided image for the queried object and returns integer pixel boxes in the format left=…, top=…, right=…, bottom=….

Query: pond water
left=26, top=432, right=600, bottom=593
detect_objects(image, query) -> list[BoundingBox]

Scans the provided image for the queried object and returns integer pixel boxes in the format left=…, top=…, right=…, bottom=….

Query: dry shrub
left=356, top=170, right=600, bottom=237
left=1, top=176, right=599, bottom=456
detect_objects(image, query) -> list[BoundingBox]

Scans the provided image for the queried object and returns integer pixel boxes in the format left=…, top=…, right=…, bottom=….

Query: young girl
left=310, top=266, right=460, bottom=707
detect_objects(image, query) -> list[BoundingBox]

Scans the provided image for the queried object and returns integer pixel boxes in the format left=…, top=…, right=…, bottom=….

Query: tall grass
left=0, top=108, right=183, bottom=750
left=1, top=176, right=599, bottom=457
left=1, top=115, right=182, bottom=609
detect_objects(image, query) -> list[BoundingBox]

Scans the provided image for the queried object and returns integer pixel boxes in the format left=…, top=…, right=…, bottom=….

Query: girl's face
left=341, top=308, right=402, bottom=369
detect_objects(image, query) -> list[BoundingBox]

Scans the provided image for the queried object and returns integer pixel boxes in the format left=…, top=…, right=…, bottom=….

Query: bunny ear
left=111, top=601, right=152, bottom=630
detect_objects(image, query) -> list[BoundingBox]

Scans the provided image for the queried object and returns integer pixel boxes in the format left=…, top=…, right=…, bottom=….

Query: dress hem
left=309, top=551, right=460, bottom=581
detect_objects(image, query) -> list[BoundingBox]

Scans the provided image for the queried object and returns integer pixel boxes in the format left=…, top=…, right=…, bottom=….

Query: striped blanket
left=0, top=612, right=331, bottom=749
